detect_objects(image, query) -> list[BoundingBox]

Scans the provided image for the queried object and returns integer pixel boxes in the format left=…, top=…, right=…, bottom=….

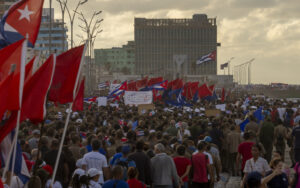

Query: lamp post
left=56, top=0, right=68, bottom=52
left=75, top=10, right=103, bottom=94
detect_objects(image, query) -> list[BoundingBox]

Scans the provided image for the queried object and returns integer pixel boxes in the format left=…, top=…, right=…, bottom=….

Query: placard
left=138, top=104, right=155, bottom=115
left=205, top=109, right=221, bottom=117
left=124, top=91, right=153, bottom=105
left=97, top=97, right=107, bottom=106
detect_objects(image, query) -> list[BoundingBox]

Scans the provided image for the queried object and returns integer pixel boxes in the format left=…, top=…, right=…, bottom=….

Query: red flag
left=221, top=88, right=225, bottom=102
left=183, top=82, right=199, bottom=100
left=25, top=56, right=36, bottom=81
left=172, top=79, right=184, bottom=90
left=0, top=39, right=26, bottom=118
left=1, top=0, right=45, bottom=46
left=48, top=45, right=85, bottom=104
left=0, top=55, right=55, bottom=142
left=0, top=74, right=14, bottom=119
left=128, top=81, right=137, bottom=91
left=136, top=77, right=148, bottom=89
left=148, top=77, right=163, bottom=86
left=198, top=84, right=212, bottom=98
left=72, top=78, right=85, bottom=112
left=209, top=85, right=215, bottom=93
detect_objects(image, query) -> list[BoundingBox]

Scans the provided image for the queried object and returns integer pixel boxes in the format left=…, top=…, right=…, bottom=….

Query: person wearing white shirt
left=82, top=140, right=110, bottom=184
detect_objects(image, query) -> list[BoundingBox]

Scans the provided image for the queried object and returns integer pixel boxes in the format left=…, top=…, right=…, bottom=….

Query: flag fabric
left=198, top=84, right=212, bottom=98
left=221, top=88, right=225, bottom=102
left=183, top=82, right=198, bottom=100
left=0, top=132, right=30, bottom=184
left=72, top=78, right=85, bottom=111
left=240, top=118, right=250, bottom=132
left=0, top=55, right=55, bottom=142
left=136, top=77, right=148, bottom=89
left=220, top=62, right=229, bottom=70
left=84, top=96, right=97, bottom=102
left=253, top=107, right=264, bottom=123
left=193, top=90, right=199, bottom=103
left=98, top=81, right=109, bottom=90
left=148, top=77, right=163, bottom=86
left=127, top=81, right=137, bottom=91
left=0, top=0, right=45, bottom=47
left=0, top=39, right=26, bottom=119
left=108, top=81, right=127, bottom=98
left=48, top=44, right=85, bottom=104
left=209, top=85, right=215, bottom=93
left=150, top=80, right=168, bottom=90
left=24, top=56, right=34, bottom=80
left=196, top=51, right=216, bottom=65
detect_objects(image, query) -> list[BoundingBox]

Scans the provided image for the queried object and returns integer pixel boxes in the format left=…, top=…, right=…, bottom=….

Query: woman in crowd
left=242, top=144, right=271, bottom=187
left=265, top=158, right=288, bottom=188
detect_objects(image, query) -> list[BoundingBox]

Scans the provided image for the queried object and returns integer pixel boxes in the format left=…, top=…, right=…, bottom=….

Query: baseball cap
left=204, top=136, right=212, bottom=143
left=76, top=159, right=83, bottom=168
left=88, top=168, right=101, bottom=177
left=73, top=168, right=85, bottom=178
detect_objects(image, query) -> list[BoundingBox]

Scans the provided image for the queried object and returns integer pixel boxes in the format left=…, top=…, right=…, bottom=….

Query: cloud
left=46, top=0, right=300, bottom=84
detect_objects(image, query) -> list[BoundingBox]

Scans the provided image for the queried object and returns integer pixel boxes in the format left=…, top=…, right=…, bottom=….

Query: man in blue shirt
left=113, top=145, right=136, bottom=180
left=103, top=165, right=129, bottom=188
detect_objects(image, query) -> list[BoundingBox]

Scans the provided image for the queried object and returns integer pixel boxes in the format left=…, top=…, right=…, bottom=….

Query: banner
left=124, top=91, right=153, bottom=105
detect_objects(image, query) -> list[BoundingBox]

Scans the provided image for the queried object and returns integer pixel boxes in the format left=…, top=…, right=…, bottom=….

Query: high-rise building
left=94, top=41, right=135, bottom=74
left=135, top=14, right=218, bottom=78
left=35, top=8, right=68, bottom=58
left=0, top=0, right=17, bottom=18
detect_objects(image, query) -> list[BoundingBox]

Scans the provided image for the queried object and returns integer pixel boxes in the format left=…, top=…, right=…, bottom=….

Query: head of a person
left=197, top=141, right=206, bottom=152
left=112, top=165, right=124, bottom=180
left=121, top=144, right=131, bottom=156
left=251, top=144, right=262, bottom=158
left=272, top=151, right=282, bottom=160
left=243, top=132, right=251, bottom=140
left=50, top=139, right=59, bottom=150
left=127, top=167, right=138, bottom=179
left=154, top=143, right=165, bottom=154
left=136, top=140, right=144, bottom=151
left=91, top=139, right=101, bottom=151
left=27, top=176, right=42, bottom=188
left=87, top=168, right=100, bottom=182
left=32, top=129, right=40, bottom=138
left=71, top=134, right=81, bottom=145
left=246, top=171, right=262, bottom=188
left=176, top=145, right=186, bottom=156
left=270, top=158, right=283, bottom=170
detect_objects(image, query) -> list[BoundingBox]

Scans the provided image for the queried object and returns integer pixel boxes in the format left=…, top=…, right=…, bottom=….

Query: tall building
left=94, top=41, right=135, bottom=74
left=0, top=0, right=17, bottom=18
left=135, top=14, right=218, bottom=78
left=35, top=8, right=68, bottom=58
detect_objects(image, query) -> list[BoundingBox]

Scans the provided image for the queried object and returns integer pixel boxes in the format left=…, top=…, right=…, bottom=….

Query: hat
left=32, top=129, right=40, bottom=135
left=73, top=168, right=85, bottom=178
left=76, top=159, right=83, bottom=168
left=204, top=136, right=212, bottom=143
left=122, top=145, right=131, bottom=154
left=42, top=165, right=53, bottom=176
left=88, top=168, right=100, bottom=177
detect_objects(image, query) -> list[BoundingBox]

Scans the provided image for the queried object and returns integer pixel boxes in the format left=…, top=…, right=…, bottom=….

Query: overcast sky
left=47, top=0, right=300, bottom=84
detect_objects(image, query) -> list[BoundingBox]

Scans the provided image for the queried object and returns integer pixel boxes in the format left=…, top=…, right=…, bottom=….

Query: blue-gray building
left=35, top=8, right=68, bottom=57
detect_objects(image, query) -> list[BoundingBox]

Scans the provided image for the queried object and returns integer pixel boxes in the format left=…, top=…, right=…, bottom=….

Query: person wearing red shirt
left=127, top=167, right=146, bottom=188
left=191, top=142, right=212, bottom=188
left=173, top=145, right=191, bottom=188
left=236, top=132, right=254, bottom=177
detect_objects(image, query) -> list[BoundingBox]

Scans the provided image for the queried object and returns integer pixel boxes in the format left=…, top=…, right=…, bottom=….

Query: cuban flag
left=196, top=51, right=216, bottom=65
left=0, top=132, right=30, bottom=185
left=98, top=81, right=109, bottom=90
left=108, top=81, right=127, bottom=98
left=150, top=80, right=168, bottom=90
left=0, top=0, right=45, bottom=48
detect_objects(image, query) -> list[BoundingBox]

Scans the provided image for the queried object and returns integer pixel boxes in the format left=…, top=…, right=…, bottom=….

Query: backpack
left=115, top=158, right=133, bottom=180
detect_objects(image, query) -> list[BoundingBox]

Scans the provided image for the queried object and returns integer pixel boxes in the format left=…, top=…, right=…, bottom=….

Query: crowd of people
left=1, top=95, right=300, bottom=188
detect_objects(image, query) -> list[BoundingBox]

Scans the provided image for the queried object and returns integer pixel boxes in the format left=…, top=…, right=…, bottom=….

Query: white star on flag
left=18, top=5, right=34, bottom=22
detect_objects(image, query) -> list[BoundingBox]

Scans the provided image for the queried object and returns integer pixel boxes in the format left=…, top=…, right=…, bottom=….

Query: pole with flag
left=50, top=42, right=87, bottom=187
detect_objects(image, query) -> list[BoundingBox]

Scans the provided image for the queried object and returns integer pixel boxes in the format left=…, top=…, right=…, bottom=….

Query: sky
left=46, top=0, right=300, bottom=84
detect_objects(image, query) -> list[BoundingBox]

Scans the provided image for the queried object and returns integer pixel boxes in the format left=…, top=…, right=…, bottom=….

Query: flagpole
left=2, top=38, right=27, bottom=184
left=50, top=42, right=87, bottom=187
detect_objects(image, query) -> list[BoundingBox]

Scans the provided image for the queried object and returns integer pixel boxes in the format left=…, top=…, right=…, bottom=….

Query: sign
left=216, top=104, right=226, bottom=112
left=124, top=91, right=153, bottom=105
left=205, top=109, right=221, bottom=117
left=97, top=97, right=107, bottom=106
left=138, top=104, right=155, bottom=115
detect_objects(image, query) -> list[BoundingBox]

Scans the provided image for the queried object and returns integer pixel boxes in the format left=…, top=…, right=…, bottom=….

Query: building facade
left=35, top=8, right=68, bottom=58
left=94, top=41, right=135, bottom=74
left=0, top=0, right=16, bottom=18
left=135, top=14, right=218, bottom=78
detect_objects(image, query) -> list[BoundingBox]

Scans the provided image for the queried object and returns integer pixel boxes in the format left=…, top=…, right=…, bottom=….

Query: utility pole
left=49, top=0, right=52, bottom=56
